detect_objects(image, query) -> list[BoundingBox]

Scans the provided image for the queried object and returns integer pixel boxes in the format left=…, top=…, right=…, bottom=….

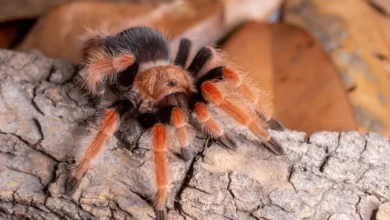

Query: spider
left=65, top=26, right=284, bottom=220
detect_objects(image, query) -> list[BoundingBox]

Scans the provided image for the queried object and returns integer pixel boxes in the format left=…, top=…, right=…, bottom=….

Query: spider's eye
left=168, top=81, right=177, bottom=87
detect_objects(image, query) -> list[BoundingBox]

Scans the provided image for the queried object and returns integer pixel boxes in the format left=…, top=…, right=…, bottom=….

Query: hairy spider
left=65, top=26, right=284, bottom=220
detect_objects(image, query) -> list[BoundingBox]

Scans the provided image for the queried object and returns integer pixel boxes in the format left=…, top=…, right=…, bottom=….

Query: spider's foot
left=155, top=208, right=167, bottom=220
left=264, top=137, right=284, bottom=155
left=180, top=148, right=192, bottom=161
left=268, top=118, right=285, bottom=131
left=64, top=175, right=80, bottom=195
left=218, top=134, right=238, bottom=150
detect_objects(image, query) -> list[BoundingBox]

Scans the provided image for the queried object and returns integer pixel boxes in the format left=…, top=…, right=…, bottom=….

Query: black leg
left=174, top=38, right=192, bottom=68
left=187, top=46, right=213, bottom=77
left=194, top=66, right=224, bottom=90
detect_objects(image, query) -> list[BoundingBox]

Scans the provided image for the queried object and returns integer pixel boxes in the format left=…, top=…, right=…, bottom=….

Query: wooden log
left=0, top=46, right=389, bottom=220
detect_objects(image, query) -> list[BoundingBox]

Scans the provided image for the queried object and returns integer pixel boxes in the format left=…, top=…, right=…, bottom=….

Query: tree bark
left=0, top=50, right=390, bottom=220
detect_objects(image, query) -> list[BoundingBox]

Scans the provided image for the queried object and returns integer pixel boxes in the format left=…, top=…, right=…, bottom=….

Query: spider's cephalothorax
left=66, top=26, right=285, bottom=220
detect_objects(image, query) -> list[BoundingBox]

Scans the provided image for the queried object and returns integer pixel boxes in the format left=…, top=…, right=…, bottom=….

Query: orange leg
left=65, top=109, right=120, bottom=194
left=201, top=81, right=283, bottom=154
left=223, top=67, right=284, bottom=130
left=171, top=108, right=192, bottom=160
left=153, top=124, right=168, bottom=220
left=83, top=51, right=135, bottom=94
left=194, top=102, right=237, bottom=150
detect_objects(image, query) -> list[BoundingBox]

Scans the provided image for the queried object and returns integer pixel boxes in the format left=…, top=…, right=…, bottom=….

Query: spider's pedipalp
left=194, top=102, right=237, bottom=150
left=200, top=81, right=283, bottom=154
left=174, top=38, right=192, bottom=68
left=153, top=123, right=169, bottom=218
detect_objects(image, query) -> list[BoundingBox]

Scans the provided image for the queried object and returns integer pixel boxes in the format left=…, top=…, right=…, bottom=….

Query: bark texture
left=0, top=50, right=390, bottom=220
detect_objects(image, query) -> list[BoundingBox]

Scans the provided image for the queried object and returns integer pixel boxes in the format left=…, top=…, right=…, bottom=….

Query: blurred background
left=0, top=0, right=389, bottom=137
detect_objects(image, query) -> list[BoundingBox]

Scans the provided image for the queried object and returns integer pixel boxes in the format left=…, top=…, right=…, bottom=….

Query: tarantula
left=65, top=26, right=284, bottom=219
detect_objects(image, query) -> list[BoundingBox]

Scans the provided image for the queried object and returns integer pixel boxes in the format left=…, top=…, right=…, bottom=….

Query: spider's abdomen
left=102, top=27, right=171, bottom=64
